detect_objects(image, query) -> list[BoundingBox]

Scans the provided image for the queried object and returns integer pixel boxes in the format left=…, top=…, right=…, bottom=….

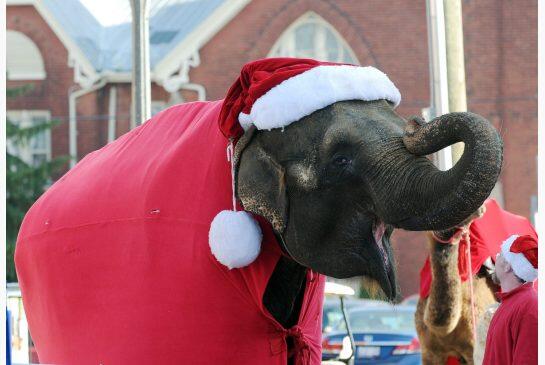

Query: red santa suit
left=15, top=58, right=403, bottom=365
left=482, top=282, right=538, bottom=365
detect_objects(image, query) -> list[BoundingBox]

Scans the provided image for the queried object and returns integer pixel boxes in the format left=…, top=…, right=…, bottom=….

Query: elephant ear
left=234, top=126, right=288, bottom=233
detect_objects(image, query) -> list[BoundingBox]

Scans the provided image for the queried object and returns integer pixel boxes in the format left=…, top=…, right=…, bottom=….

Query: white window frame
left=7, top=110, right=52, bottom=166
left=268, top=11, right=360, bottom=64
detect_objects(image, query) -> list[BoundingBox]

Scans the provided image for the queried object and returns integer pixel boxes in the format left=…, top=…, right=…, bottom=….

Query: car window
left=338, top=310, right=415, bottom=333
left=323, top=308, right=344, bottom=334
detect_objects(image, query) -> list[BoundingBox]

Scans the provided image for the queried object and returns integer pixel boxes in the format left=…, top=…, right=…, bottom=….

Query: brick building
left=7, top=0, right=537, bottom=297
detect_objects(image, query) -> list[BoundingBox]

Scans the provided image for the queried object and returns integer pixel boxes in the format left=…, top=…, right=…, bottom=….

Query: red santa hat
left=218, top=57, right=401, bottom=139
left=501, top=234, right=538, bottom=282
left=210, top=58, right=401, bottom=269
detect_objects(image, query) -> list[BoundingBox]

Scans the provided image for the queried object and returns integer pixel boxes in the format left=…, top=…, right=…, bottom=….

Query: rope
left=226, top=139, right=237, bottom=211
left=465, top=230, right=478, bottom=342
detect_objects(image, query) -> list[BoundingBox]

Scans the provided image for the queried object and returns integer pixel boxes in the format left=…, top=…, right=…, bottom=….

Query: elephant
left=15, top=59, right=503, bottom=365
left=236, top=99, right=503, bottom=328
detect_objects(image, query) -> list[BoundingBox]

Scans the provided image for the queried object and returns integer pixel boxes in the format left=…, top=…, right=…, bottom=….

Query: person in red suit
left=482, top=234, right=538, bottom=365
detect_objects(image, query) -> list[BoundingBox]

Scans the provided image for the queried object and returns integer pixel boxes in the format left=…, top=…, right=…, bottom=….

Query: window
left=7, top=111, right=52, bottom=166
left=7, top=31, right=46, bottom=80
left=349, top=310, right=415, bottom=332
left=269, top=12, right=359, bottom=64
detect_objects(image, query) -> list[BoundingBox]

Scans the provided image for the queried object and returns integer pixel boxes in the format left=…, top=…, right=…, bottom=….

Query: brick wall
left=7, top=5, right=73, bottom=162
left=7, top=0, right=537, bottom=297
left=464, top=0, right=537, bottom=219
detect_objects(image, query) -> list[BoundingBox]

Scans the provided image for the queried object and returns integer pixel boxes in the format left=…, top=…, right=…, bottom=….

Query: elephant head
left=234, top=99, right=502, bottom=300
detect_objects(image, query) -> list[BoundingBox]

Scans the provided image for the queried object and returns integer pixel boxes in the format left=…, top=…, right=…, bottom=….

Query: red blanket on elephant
left=15, top=100, right=325, bottom=365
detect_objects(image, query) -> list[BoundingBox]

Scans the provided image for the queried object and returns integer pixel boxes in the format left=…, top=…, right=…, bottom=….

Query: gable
left=7, top=0, right=99, bottom=87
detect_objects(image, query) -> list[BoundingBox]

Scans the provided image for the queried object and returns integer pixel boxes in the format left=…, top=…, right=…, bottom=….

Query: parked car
left=322, top=305, right=421, bottom=364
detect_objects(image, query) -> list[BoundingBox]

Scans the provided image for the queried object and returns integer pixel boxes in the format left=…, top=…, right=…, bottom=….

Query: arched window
left=7, top=30, right=47, bottom=80
left=269, top=12, right=359, bottom=64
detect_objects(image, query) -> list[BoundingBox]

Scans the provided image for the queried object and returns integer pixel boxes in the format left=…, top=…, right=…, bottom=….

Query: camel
left=415, top=207, right=500, bottom=365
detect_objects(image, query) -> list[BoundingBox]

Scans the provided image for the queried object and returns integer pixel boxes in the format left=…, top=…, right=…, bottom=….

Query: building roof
left=41, top=0, right=228, bottom=73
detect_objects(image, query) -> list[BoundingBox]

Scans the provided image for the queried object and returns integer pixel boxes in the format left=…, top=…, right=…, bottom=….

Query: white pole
left=444, top=0, right=467, bottom=163
left=426, top=0, right=452, bottom=170
left=68, top=80, right=106, bottom=168
left=130, top=0, right=151, bottom=128
left=108, top=86, right=117, bottom=142
left=68, top=87, right=77, bottom=167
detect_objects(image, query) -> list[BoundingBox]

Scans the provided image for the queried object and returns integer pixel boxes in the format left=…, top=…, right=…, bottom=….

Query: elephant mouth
left=277, top=212, right=398, bottom=300
left=365, top=220, right=397, bottom=301
left=373, top=221, right=389, bottom=270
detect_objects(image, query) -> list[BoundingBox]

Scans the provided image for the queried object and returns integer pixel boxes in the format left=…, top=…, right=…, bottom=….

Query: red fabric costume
left=482, top=283, right=538, bottom=365
left=15, top=100, right=325, bottom=365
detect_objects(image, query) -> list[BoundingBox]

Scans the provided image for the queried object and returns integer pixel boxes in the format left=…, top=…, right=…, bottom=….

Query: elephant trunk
left=370, top=112, right=503, bottom=231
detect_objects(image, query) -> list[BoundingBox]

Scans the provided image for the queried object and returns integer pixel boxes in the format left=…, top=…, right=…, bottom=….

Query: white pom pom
left=209, top=210, right=263, bottom=269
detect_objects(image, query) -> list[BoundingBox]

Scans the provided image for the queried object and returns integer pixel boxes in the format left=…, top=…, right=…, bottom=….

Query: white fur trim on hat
left=209, top=210, right=263, bottom=269
left=501, top=234, right=538, bottom=282
left=239, top=112, right=253, bottom=131
left=239, top=65, right=401, bottom=131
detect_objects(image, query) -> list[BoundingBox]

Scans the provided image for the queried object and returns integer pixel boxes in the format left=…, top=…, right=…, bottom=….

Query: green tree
left=6, top=86, right=68, bottom=282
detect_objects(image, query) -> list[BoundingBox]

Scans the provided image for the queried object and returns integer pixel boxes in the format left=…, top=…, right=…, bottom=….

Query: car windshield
left=323, top=307, right=345, bottom=334
left=342, top=309, right=415, bottom=333
left=322, top=299, right=389, bottom=333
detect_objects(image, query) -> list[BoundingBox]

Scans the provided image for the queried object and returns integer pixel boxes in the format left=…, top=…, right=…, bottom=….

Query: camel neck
left=430, top=241, right=459, bottom=274
left=428, top=240, right=460, bottom=303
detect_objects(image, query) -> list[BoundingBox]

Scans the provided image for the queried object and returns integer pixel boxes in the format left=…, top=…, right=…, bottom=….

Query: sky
left=80, top=0, right=132, bottom=26
left=79, top=0, right=194, bottom=26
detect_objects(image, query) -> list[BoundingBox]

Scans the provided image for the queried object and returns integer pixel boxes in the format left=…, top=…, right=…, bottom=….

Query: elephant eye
left=332, top=155, right=351, bottom=166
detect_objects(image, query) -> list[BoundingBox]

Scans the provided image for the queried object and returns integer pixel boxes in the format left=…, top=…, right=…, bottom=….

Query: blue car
left=322, top=305, right=421, bottom=365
